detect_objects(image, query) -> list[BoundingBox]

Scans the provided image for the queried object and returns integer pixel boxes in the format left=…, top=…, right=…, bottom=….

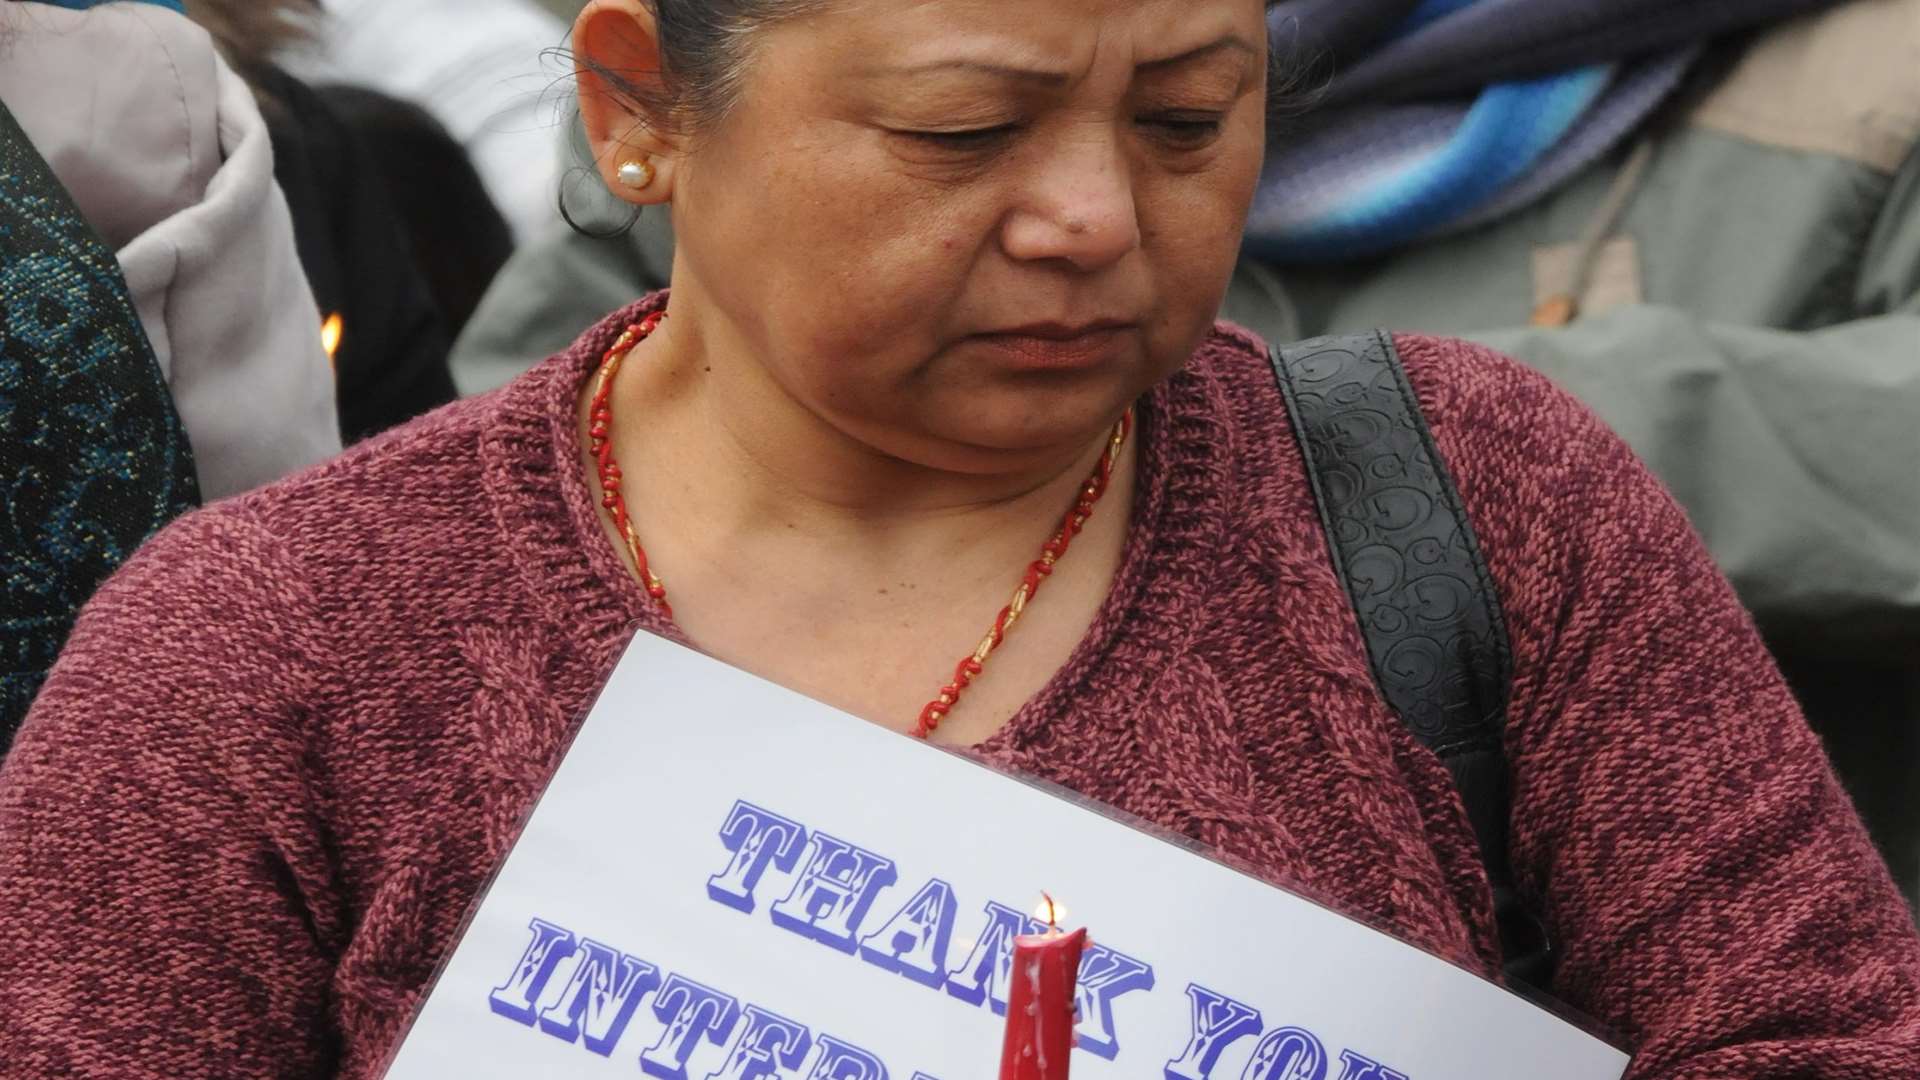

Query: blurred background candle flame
left=321, top=313, right=344, bottom=368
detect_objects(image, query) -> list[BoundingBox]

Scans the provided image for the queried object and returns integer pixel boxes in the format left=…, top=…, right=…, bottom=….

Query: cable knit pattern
left=1, top=298, right=1916, bottom=1077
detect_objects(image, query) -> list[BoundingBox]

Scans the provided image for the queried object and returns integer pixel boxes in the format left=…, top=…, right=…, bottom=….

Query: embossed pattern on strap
left=1270, top=330, right=1556, bottom=990
left=1269, top=330, right=1513, bottom=757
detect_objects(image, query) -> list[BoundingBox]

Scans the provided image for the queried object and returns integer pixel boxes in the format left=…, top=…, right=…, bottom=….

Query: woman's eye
left=898, top=125, right=1021, bottom=150
left=1143, top=114, right=1225, bottom=148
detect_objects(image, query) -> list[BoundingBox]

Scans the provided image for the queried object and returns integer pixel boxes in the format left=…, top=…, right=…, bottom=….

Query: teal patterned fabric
left=0, top=96, right=200, bottom=748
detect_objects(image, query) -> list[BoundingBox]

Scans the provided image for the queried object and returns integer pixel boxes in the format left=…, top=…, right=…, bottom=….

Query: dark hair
left=579, top=0, right=829, bottom=138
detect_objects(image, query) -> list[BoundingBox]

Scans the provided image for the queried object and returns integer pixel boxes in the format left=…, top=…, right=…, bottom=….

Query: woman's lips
left=969, top=324, right=1136, bottom=372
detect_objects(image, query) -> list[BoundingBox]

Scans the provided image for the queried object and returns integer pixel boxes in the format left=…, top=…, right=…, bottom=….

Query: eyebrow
left=879, top=32, right=1263, bottom=85
left=1139, top=34, right=1264, bottom=74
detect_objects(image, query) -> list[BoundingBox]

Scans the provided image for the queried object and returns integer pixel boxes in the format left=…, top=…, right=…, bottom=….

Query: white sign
left=383, top=631, right=1628, bottom=1080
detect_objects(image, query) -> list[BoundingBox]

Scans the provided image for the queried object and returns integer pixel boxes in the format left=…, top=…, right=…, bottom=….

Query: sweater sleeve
left=1398, top=334, right=1920, bottom=1078
left=0, top=504, right=342, bottom=1076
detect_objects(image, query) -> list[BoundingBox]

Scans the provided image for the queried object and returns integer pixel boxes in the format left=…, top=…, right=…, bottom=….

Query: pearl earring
left=616, top=160, right=656, bottom=191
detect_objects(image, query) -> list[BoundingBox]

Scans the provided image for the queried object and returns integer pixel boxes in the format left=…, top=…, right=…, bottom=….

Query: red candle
left=998, top=898, right=1088, bottom=1080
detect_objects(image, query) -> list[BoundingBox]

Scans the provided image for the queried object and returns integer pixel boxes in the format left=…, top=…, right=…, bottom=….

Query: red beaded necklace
left=587, top=309, right=1134, bottom=740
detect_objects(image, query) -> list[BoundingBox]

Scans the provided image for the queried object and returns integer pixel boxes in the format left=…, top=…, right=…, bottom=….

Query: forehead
left=781, top=0, right=1268, bottom=75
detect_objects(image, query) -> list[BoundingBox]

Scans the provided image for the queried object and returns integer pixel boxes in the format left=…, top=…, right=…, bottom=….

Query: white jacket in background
left=1, top=1, right=341, bottom=500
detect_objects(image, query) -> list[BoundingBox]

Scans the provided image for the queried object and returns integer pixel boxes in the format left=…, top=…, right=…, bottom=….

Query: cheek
left=1141, top=140, right=1265, bottom=315
left=738, top=146, right=989, bottom=326
left=682, top=137, right=990, bottom=375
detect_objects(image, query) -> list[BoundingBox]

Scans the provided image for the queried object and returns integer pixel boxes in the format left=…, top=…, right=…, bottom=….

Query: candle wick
left=1042, top=892, right=1058, bottom=931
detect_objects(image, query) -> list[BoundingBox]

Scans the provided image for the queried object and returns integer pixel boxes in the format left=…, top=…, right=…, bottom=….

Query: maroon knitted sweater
left=1, top=305, right=1915, bottom=1078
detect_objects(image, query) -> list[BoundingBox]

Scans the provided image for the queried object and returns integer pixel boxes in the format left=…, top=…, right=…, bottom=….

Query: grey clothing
left=1221, top=119, right=1920, bottom=631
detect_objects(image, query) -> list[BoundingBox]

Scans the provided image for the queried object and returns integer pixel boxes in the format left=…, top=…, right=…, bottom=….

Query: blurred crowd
left=2, top=0, right=1916, bottom=886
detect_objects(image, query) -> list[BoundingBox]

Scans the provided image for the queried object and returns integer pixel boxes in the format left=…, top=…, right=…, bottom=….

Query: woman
left=0, top=0, right=1915, bottom=1076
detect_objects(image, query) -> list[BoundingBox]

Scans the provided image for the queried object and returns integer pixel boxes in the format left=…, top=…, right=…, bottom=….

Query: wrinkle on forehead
left=816, top=0, right=1262, bottom=85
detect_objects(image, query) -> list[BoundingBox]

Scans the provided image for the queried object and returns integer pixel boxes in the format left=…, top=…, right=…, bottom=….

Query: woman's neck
left=582, top=293, right=1141, bottom=741
left=607, top=301, right=1135, bottom=562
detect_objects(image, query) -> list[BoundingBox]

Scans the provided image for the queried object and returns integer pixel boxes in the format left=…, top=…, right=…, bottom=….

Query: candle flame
left=321, top=313, right=344, bottom=367
left=1036, top=893, right=1064, bottom=930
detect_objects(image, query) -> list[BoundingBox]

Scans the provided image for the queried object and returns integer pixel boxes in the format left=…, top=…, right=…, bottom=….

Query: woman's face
left=660, top=0, right=1269, bottom=472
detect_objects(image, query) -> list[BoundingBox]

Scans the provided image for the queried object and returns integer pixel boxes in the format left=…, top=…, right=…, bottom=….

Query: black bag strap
left=1268, top=330, right=1554, bottom=991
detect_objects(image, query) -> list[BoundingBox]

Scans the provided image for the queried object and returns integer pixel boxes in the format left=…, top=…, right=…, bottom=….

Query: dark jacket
left=251, top=62, right=461, bottom=444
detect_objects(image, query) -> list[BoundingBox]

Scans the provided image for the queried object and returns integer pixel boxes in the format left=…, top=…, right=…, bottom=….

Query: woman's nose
left=1000, top=138, right=1141, bottom=272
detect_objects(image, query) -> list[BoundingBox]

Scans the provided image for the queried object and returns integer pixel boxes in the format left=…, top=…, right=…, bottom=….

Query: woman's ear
left=575, top=0, right=679, bottom=205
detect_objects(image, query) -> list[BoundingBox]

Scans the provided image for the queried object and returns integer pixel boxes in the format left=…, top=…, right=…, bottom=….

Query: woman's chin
left=819, top=356, right=1158, bottom=474
left=905, top=396, right=1137, bottom=473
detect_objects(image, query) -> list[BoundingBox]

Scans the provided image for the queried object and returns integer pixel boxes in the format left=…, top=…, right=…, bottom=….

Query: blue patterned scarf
left=1247, top=0, right=1839, bottom=261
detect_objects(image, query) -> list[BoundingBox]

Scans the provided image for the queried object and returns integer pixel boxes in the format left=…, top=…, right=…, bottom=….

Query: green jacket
left=451, top=0, right=1920, bottom=637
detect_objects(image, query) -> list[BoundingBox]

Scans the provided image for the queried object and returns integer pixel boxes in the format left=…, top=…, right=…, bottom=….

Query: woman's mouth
left=969, top=320, right=1138, bottom=372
